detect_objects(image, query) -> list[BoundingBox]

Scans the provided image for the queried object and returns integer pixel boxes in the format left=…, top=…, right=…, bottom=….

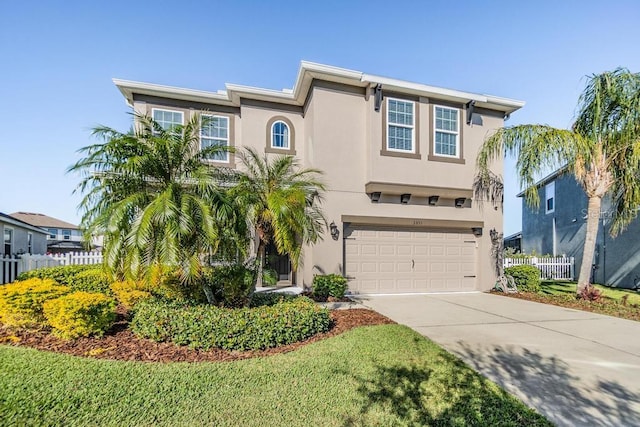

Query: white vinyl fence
left=504, top=256, right=575, bottom=280
left=0, top=252, right=103, bottom=285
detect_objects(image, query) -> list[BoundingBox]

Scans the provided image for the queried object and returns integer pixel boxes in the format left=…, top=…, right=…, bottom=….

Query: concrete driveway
left=355, top=292, right=640, bottom=427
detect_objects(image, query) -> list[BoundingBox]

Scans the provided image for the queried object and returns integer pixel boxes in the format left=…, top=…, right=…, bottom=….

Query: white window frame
left=62, top=229, right=71, bottom=240
left=152, top=108, right=184, bottom=130
left=48, top=228, right=57, bottom=239
left=386, top=98, right=415, bottom=153
left=4, top=226, right=13, bottom=255
left=270, top=121, right=290, bottom=149
left=545, top=181, right=555, bottom=214
left=200, top=114, right=230, bottom=164
left=433, top=105, right=460, bottom=158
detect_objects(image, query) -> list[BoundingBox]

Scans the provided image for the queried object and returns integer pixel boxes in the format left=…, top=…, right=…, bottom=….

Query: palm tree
left=475, top=68, right=640, bottom=295
left=69, top=113, right=238, bottom=287
left=233, top=147, right=327, bottom=286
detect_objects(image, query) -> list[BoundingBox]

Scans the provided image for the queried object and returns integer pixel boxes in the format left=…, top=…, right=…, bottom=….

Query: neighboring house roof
left=516, top=166, right=570, bottom=197
left=0, top=212, right=48, bottom=234
left=115, top=61, right=525, bottom=115
left=9, top=212, right=79, bottom=230
left=504, top=231, right=522, bottom=241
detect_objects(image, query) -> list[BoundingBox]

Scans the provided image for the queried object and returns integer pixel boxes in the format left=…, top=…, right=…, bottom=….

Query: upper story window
left=48, top=228, right=57, bottom=239
left=152, top=108, right=183, bottom=130
left=387, top=98, right=415, bottom=152
left=201, top=114, right=229, bottom=163
left=545, top=181, right=555, bottom=214
left=265, top=117, right=296, bottom=155
left=62, top=229, right=71, bottom=240
left=434, top=106, right=459, bottom=157
left=27, top=232, right=33, bottom=254
left=271, top=121, right=290, bottom=149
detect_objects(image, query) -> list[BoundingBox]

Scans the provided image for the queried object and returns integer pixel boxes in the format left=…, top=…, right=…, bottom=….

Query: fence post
left=570, top=257, right=575, bottom=281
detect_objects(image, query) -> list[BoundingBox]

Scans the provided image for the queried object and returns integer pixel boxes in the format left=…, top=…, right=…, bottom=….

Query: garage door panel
left=346, top=226, right=477, bottom=294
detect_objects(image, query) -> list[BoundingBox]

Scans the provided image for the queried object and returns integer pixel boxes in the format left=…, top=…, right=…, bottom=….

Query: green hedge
left=312, top=274, right=348, bottom=300
left=16, top=265, right=110, bottom=294
left=504, top=265, right=541, bottom=292
left=130, top=297, right=331, bottom=351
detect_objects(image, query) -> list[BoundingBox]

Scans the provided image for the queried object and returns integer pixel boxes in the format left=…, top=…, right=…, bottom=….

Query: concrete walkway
left=355, top=292, right=640, bottom=427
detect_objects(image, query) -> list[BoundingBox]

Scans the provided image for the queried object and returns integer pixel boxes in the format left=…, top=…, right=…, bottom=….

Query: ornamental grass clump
left=43, top=292, right=117, bottom=339
left=0, top=278, right=71, bottom=327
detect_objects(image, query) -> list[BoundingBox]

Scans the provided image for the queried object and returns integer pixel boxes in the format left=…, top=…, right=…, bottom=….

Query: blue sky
left=1, top=1, right=639, bottom=235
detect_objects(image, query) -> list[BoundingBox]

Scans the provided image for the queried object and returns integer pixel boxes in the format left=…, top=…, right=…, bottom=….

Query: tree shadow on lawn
left=340, top=337, right=551, bottom=427
left=341, top=337, right=639, bottom=427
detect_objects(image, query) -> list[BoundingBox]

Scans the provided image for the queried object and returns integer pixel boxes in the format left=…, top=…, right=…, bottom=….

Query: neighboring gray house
left=521, top=169, right=640, bottom=288
left=0, top=212, right=48, bottom=256
left=9, top=212, right=88, bottom=254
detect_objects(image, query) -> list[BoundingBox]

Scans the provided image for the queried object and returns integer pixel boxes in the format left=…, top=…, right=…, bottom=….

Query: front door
left=265, top=242, right=293, bottom=284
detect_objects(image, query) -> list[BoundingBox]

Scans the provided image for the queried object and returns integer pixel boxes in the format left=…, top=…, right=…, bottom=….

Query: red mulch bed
left=0, top=309, right=394, bottom=363
left=491, top=291, right=640, bottom=322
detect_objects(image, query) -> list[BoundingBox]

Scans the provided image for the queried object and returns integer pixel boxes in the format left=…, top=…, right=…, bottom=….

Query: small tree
left=233, top=147, right=327, bottom=287
left=69, top=113, right=235, bottom=290
left=475, top=68, right=640, bottom=296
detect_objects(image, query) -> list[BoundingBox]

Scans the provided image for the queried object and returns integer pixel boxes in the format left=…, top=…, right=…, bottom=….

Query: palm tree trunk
left=577, top=196, right=602, bottom=294
left=255, top=240, right=265, bottom=289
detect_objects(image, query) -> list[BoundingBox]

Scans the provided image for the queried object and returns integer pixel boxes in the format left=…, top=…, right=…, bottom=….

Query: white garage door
left=345, top=226, right=477, bottom=294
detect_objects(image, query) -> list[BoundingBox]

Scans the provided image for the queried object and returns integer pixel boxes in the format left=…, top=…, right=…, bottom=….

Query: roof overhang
left=114, top=61, right=525, bottom=114
left=515, top=166, right=569, bottom=197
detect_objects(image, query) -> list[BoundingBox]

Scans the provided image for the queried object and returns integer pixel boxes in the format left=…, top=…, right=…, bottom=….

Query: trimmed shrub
left=43, top=292, right=117, bottom=339
left=69, top=269, right=111, bottom=294
left=0, top=279, right=71, bottom=327
left=110, top=281, right=152, bottom=309
left=249, top=292, right=297, bottom=308
left=131, top=296, right=331, bottom=351
left=504, top=265, right=541, bottom=292
left=205, top=265, right=256, bottom=307
left=148, top=265, right=207, bottom=303
left=312, top=274, right=348, bottom=300
left=16, top=265, right=99, bottom=287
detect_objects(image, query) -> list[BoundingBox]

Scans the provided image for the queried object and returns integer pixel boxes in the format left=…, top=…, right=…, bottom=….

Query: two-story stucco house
left=114, top=61, right=524, bottom=294
left=521, top=169, right=640, bottom=288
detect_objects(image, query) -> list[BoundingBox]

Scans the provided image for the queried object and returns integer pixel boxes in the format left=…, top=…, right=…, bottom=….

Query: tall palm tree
left=233, top=147, right=327, bottom=286
left=475, top=68, right=640, bottom=295
left=69, top=113, right=237, bottom=286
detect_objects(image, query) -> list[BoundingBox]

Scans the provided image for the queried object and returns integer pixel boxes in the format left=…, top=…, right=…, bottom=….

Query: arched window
left=271, top=121, right=290, bottom=149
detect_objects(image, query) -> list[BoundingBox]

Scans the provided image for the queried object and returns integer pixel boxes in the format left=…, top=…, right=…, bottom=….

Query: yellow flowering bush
left=0, top=278, right=70, bottom=327
left=110, top=281, right=152, bottom=309
left=43, top=292, right=117, bottom=339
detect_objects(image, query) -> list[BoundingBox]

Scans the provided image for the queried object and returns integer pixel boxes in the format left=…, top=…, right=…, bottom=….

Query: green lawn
left=0, top=325, right=549, bottom=426
left=541, top=280, right=640, bottom=304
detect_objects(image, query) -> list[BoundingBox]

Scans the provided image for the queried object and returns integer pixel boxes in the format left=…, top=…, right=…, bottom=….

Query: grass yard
left=540, top=280, right=640, bottom=304
left=500, top=281, right=640, bottom=322
left=0, top=324, right=550, bottom=427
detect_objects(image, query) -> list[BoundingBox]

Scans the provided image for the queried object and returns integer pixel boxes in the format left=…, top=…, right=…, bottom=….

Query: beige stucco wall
left=131, top=82, right=505, bottom=292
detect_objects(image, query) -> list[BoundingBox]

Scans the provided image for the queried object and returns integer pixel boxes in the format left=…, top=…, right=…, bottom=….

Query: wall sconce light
left=428, top=195, right=439, bottom=206
left=471, top=227, right=483, bottom=237
left=370, top=192, right=381, bottom=202
left=455, top=197, right=466, bottom=208
left=329, top=221, right=340, bottom=240
left=400, top=193, right=411, bottom=204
